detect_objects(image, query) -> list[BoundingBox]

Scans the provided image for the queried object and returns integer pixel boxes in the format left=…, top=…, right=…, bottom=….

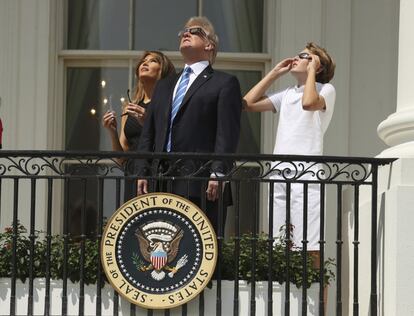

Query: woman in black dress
left=102, top=51, right=175, bottom=200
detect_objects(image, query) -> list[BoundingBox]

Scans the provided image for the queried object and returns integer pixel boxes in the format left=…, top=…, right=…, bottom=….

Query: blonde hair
left=185, top=16, right=219, bottom=64
left=133, top=51, right=175, bottom=103
left=305, top=42, right=335, bottom=83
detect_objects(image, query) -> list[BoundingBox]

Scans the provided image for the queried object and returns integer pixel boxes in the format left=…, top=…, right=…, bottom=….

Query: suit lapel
left=177, top=66, right=213, bottom=114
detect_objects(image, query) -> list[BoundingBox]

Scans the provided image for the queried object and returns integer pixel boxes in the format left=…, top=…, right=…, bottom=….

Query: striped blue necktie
left=166, top=66, right=192, bottom=152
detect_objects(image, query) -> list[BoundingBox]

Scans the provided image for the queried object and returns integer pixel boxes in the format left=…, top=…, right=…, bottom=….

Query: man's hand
left=137, top=179, right=148, bottom=196
left=206, top=180, right=225, bottom=201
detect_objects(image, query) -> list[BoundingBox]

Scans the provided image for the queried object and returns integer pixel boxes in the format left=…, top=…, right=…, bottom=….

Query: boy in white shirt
left=243, top=42, right=336, bottom=265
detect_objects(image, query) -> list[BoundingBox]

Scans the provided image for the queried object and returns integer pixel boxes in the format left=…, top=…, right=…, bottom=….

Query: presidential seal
left=101, top=193, right=217, bottom=309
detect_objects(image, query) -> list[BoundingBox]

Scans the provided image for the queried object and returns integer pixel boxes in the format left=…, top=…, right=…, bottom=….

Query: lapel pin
left=203, top=74, right=207, bottom=78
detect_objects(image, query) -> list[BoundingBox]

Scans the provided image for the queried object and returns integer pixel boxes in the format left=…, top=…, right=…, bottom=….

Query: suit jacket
left=137, top=65, right=242, bottom=197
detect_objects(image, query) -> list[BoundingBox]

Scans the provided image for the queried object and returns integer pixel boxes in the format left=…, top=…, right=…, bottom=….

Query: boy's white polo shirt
left=267, top=82, right=336, bottom=157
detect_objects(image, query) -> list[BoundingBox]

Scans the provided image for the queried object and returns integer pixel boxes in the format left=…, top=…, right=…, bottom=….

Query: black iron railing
left=0, top=151, right=395, bottom=316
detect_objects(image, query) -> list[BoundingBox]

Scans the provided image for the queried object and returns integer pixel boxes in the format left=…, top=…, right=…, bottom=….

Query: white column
left=375, top=3, right=414, bottom=315
left=377, top=0, right=414, bottom=157
left=380, top=159, right=414, bottom=315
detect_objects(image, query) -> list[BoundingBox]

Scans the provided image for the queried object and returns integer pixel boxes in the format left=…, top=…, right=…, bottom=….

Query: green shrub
left=221, top=232, right=335, bottom=288
left=0, top=222, right=105, bottom=284
left=0, top=223, right=334, bottom=287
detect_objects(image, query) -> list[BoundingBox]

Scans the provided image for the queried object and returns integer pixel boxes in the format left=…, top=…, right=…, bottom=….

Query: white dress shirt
left=172, top=61, right=209, bottom=100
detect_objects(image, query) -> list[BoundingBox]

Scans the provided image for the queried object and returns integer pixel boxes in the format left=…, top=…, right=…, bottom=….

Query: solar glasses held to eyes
left=178, top=27, right=207, bottom=38
left=298, top=52, right=326, bottom=71
left=297, top=52, right=312, bottom=60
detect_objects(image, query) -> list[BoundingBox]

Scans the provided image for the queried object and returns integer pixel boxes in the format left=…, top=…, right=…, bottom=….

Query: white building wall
left=348, top=0, right=399, bottom=156
left=0, top=0, right=52, bottom=150
left=0, top=0, right=53, bottom=233
left=0, top=0, right=404, bottom=314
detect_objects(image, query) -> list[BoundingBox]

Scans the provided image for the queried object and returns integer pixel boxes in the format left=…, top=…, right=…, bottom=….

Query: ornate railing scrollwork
left=0, top=151, right=394, bottom=185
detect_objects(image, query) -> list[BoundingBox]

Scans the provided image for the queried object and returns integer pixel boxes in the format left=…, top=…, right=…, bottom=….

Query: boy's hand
left=307, top=54, right=321, bottom=73
left=272, top=58, right=294, bottom=76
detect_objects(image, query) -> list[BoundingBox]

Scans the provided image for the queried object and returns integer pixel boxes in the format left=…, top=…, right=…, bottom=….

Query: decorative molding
left=60, top=50, right=270, bottom=71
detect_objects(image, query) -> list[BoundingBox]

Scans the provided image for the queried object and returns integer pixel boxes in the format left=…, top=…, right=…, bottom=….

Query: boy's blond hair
left=306, top=42, right=335, bottom=83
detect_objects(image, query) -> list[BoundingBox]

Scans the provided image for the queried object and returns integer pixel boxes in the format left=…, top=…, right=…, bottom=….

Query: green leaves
left=132, top=252, right=145, bottom=271
left=221, top=232, right=335, bottom=288
left=0, top=223, right=334, bottom=288
left=0, top=223, right=105, bottom=284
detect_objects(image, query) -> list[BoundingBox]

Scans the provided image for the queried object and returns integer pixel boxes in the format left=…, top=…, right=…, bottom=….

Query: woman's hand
left=102, top=111, right=117, bottom=132
left=125, top=103, right=147, bottom=126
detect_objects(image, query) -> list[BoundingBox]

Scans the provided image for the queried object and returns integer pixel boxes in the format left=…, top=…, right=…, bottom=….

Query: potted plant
left=0, top=223, right=111, bottom=315
left=221, top=231, right=335, bottom=286
left=206, top=231, right=335, bottom=315
left=0, top=224, right=334, bottom=316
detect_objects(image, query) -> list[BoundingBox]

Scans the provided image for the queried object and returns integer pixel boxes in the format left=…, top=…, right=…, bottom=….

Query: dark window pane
left=64, top=165, right=125, bottom=231
left=67, top=0, right=129, bottom=50
left=225, top=70, right=262, bottom=154
left=133, top=0, right=197, bottom=51
left=223, top=70, right=262, bottom=238
left=66, top=68, right=128, bottom=150
left=203, top=0, right=264, bottom=53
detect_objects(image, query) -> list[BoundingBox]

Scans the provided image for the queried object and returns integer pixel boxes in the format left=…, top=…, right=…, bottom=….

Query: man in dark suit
left=136, top=16, right=242, bottom=231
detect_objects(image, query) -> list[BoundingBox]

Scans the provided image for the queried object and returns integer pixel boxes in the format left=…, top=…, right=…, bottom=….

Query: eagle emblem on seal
left=135, top=221, right=188, bottom=281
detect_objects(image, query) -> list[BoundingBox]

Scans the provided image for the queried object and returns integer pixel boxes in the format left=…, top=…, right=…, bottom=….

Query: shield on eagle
left=150, top=248, right=168, bottom=270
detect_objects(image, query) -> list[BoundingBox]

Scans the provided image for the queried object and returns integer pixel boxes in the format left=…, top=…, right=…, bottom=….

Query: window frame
left=53, top=0, right=277, bottom=233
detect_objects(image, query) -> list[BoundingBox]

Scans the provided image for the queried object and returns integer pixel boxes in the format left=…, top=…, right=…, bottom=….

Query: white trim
left=47, top=0, right=65, bottom=234
left=0, top=279, right=319, bottom=316
left=198, top=0, right=203, bottom=16
left=59, top=50, right=270, bottom=60
left=60, top=50, right=270, bottom=70
left=128, top=0, right=134, bottom=50
left=259, top=0, right=278, bottom=233
left=48, top=0, right=65, bottom=151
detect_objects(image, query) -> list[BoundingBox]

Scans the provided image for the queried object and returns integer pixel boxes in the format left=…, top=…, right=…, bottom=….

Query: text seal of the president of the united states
left=101, top=193, right=217, bottom=309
